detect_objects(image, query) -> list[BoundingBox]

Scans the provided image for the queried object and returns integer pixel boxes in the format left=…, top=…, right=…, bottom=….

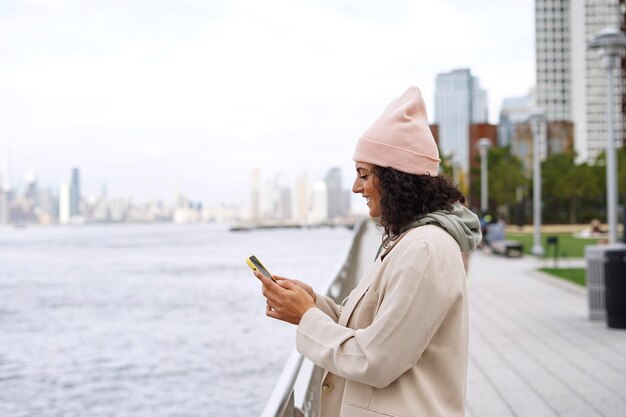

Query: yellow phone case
left=246, top=255, right=276, bottom=282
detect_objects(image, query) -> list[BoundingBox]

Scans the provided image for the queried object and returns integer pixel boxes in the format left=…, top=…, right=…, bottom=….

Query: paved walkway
left=465, top=250, right=626, bottom=417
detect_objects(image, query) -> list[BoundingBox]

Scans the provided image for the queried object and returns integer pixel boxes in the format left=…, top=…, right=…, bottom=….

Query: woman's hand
left=255, top=272, right=316, bottom=325
left=273, top=276, right=317, bottom=303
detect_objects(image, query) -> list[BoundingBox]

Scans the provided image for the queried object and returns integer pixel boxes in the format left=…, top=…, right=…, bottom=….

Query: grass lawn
left=539, top=268, right=586, bottom=286
left=505, top=232, right=599, bottom=258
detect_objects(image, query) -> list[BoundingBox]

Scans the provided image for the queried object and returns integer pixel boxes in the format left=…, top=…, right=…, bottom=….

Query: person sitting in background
left=590, top=219, right=603, bottom=234
left=485, top=217, right=505, bottom=248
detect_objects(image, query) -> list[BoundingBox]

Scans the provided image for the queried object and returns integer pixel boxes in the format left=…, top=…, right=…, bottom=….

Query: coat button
left=322, top=383, right=334, bottom=393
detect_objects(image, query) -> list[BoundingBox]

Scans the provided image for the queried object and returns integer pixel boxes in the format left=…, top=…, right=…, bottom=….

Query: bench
left=490, top=240, right=524, bottom=257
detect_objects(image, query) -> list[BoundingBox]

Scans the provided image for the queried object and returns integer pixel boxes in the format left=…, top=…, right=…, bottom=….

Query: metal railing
left=260, top=219, right=380, bottom=417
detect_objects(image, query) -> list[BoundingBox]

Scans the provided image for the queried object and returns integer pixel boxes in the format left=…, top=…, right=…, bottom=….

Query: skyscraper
left=324, top=167, right=345, bottom=220
left=435, top=69, right=489, bottom=178
left=535, top=0, right=572, bottom=122
left=24, top=172, right=38, bottom=204
left=570, top=0, right=623, bottom=162
left=535, top=0, right=624, bottom=162
left=498, top=92, right=537, bottom=147
left=295, top=172, right=310, bottom=222
left=308, top=181, right=328, bottom=223
left=70, top=167, right=81, bottom=217
left=59, top=183, right=71, bottom=224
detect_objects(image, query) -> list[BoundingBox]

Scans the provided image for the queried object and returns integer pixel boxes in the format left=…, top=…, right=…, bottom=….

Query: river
left=0, top=223, right=356, bottom=417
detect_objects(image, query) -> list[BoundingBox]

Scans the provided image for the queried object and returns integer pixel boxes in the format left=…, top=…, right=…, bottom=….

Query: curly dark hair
left=372, top=166, right=465, bottom=245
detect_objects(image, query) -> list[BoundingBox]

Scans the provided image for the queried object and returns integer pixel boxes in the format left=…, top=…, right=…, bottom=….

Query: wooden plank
left=471, top=302, right=620, bottom=417
left=469, top=311, right=559, bottom=416
left=472, top=287, right=626, bottom=408
left=466, top=352, right=518, bottom=417
left=467, top=251, right=626, bottom=417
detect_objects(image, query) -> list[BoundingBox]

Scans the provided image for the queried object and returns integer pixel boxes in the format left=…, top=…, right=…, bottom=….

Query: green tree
left=542, top=152, right=604, bottom=223
left=470, top=146, right=527, bottom=221
left=488, top=146, right=527, bottom=208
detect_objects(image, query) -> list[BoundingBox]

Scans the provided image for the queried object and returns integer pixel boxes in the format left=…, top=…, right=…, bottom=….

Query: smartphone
left=246, top=255, right=276, bottom=282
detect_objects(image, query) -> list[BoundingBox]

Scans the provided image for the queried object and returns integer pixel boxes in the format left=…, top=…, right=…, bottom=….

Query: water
left=0, top=223, right=355, bottom=417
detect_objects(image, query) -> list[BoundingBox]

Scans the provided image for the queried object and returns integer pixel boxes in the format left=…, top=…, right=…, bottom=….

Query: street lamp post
left=589, top=27, right=626, bottom=245
left=529, top=109, right=545, bottom=256
left=477, top=138, right=492, bottom=214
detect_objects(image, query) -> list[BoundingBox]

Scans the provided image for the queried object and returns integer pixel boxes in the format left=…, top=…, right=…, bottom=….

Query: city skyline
left=0, top=161, right=364, bottom=225
left=0, top=0, right=535, bottom=205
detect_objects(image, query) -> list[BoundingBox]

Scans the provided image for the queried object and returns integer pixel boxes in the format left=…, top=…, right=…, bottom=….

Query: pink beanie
left=353, top=86, right=440, bottom=176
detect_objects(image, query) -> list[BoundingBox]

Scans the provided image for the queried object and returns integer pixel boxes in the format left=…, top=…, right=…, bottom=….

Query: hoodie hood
left=400, top=203, right=482, bottom=252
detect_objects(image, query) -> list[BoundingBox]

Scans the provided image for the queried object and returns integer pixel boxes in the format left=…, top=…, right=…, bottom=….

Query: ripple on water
left=0, top=224, right=355, bottom=416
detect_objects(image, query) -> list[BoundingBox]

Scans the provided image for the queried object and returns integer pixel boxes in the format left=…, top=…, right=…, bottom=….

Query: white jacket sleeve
left=296, top=242, right=452, bottom=389
left=314, top=293, right=341, bottom=322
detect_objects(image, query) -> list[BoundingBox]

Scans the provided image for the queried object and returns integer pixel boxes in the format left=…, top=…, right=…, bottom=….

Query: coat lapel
left=337, top=229, right=414, bottom=329
left=337, top=269, right=374, bottom=327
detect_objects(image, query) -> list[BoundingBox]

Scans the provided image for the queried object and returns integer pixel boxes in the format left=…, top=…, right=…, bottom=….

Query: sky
left=0, top=0, right=535, bottom=208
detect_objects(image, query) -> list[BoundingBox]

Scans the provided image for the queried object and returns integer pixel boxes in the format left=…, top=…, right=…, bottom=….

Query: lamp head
left=589, top=27, right=626, bottom=67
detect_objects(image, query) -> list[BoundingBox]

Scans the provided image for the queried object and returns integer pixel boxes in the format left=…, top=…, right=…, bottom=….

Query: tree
left=542, top=152, right=604, bottom=223
left=488, top=146, right=527, bottom=212
left=471, top=146, right=527, bottom=221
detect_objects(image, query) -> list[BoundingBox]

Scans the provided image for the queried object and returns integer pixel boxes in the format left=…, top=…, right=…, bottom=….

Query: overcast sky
left=0, top=0, right=535, bottom=207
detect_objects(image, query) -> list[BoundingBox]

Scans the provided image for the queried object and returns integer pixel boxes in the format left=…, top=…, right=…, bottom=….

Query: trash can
left=605, top=248, right=626, bottom=329
left=585, top=246, right=607, bottom=320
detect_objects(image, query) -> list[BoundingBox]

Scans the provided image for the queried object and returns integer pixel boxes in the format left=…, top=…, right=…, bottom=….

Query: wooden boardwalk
left=465, top=251, right=626, bottom=417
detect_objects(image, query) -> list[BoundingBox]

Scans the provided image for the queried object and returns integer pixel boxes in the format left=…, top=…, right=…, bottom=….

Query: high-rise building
left=295, top=172, right=309, bottom=221
left=511, top=120, right=573, bottom=173
left=276, top=173, right=293, bottom=221
left=24, top=172, right=38, bottom=204
left=70, top=168, right=81, bottom=217
left=250, top=168, right=261, bottom=220
left=324, top=167, right=345, bottom=220
left=36, top=188, right=57, bottom=224
left=59, top=183, right=71, bottom=224
left=435, top=68, right=489, bottom=178
left=308, top=181, right=328, bottom=223
left=498, top=91, right=536, bottom=147
left=278, top=187, right=292, bottom=220
left=535, top=0, right=623, bottom=162
left=571, top=0, right=623, bottom=162
left=535, top=0, right=572, bottom=122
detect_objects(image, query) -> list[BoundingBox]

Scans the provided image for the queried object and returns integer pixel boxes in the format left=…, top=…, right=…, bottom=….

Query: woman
left=255, top=86, right=481, bottom=417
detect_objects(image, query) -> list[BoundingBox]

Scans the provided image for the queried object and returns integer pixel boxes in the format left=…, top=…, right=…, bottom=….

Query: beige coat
left=296, top=225, right=468, bottom=417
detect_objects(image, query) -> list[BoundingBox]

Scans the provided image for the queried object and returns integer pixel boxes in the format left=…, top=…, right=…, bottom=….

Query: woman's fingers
left=256, top=271, right=315, bottom=324
left=280, top=279, right=297, bottom=287
left=255, top=271, right=281, bottom=291
left=266, top=304, right=278, bottom=319
left=260, top=277, right=286, bottom=307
